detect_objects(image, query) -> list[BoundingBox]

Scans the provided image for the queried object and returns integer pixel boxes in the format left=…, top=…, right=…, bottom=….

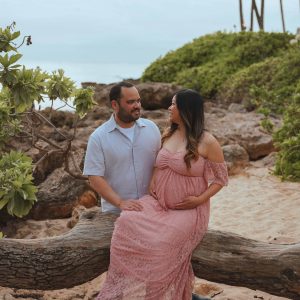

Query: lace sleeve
left=204, top=160, right=228, bottom=186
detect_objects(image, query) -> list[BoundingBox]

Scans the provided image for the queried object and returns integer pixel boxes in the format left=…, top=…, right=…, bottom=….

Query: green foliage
left=10, top=67, right=48, bottom=112
left=0, top=25, right=20, bottom=52
left=47, top=69, right=75, bottom=101
left=0, top=23, right=95, bottom=218
left=239, top=71, right=300, bottom=181
left=175, top=59, right=237, bottom=98
left=73, top=87, right=96, bottom=118
left=273, top=91, right=300, bottom=181
left=0, top=151, right=37, bottom=217
left=0, top=88, right=21, bottom=145
left=220, top=49, right=300, bottom=107
left=0, top=232, right=3, bottom=238
left=260, top=118, right=274, bottom=133
left=142, top=31, right=292, bottom=98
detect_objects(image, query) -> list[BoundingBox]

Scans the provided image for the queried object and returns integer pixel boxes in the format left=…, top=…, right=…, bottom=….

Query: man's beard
left=117, top=107, right=140, bottom=123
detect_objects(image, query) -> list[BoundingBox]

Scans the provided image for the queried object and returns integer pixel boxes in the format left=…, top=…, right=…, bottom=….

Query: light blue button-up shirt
left=83, top=115, right=161, bottom=213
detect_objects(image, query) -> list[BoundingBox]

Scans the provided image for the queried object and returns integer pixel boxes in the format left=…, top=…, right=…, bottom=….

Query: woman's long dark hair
left=162, top=89, right=205, bottom=169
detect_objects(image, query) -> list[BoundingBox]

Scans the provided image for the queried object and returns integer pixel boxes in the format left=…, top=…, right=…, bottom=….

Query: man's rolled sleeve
left=83, top=136, right=105, bottom=176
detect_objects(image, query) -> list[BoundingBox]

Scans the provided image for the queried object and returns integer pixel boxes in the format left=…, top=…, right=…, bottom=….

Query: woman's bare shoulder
left=199, top=131, right=224, bottom=162
left=201, top=131, right=218, bottom=146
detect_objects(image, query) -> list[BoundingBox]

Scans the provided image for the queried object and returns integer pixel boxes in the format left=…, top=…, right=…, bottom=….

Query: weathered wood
left=192, top=231, right=300, bottom=299
left=0, top=209, right=299, bottom=299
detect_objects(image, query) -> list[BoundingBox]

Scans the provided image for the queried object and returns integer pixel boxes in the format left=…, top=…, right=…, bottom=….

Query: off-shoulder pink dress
left=97, top=148, right=228, bottom=300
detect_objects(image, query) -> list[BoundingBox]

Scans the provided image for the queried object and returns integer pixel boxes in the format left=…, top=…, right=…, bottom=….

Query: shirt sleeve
left=83, top=135, right=105, bottom=176
left=204, top=160, right=228, bottom=186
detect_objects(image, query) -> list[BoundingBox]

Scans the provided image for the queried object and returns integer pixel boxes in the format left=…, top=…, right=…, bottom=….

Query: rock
left=209, top=107, right=226, bottom=118
left=203, top=101, right=217, bottom=113
left=250, top=152, right=277, bottom=168
left=90, top=81, right=182, bottom=110
left=41, top=108, right=76, bottom=128
left=87, top=106, right=112, bottom=121
left=228, top=103, right=247, bottom=113
left=141, top=109, right=169, bottom=133
left=138, top=82, right=182, bottom=110
left=92, top=83, right=114, bottom=106
left=81, top=82, right=97, bottom=88
left=206, top=112, right=277, bottom=160
left=222, top=144, right=249, bottom=175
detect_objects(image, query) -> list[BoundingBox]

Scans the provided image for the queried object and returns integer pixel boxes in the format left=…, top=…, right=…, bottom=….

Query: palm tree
left=280, top=0, right=286, bottom=32
left=239, top=0, right=246, bottom=31
left=250, top=0, right=264, bottom=31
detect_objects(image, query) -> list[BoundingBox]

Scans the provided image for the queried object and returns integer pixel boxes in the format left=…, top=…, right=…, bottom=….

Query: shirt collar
left=106, top=114, right=146, bottom=133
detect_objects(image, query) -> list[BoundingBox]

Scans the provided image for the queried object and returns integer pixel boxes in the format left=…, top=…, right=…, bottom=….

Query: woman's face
left=168, top=96, right=181, bottom=124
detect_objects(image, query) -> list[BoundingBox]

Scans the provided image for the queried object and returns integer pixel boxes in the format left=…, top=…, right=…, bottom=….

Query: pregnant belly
left=155, top=172, right=206, bottom=209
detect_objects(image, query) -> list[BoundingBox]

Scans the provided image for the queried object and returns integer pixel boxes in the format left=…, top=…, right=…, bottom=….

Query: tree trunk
left=0, top=209, right=299, bottom=299
left=250, top=0, right=254, bottom=31
left=260, top=0, right=265, bottom=30
left=250, top=0, right=264, bottom=31
left=280, top=0, right=286, bottom=33
left=239, top=0, right=246, bottom=31
left=252, top=0, right=264, bottom=30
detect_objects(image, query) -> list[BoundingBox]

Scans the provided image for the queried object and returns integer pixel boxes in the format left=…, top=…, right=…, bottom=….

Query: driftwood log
left=0, top=209, right=299, bottom=299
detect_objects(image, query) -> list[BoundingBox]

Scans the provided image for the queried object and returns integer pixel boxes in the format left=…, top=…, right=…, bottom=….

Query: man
left=83, top=81, right=161, bottom=213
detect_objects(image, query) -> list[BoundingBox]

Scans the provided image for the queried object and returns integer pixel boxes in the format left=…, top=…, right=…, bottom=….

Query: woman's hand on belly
left=174, top=195, right=206, bottom=210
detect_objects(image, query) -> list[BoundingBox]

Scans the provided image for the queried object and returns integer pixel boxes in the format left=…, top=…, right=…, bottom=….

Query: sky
left=1, top=0, right=300, bottom=84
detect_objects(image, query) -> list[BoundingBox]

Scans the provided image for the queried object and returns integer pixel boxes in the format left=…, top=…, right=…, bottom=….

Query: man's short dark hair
left=109, top=81, right=134, bottom=102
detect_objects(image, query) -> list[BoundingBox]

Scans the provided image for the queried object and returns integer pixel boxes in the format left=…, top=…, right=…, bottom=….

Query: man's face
left=114, top=87, right=141, bottom=123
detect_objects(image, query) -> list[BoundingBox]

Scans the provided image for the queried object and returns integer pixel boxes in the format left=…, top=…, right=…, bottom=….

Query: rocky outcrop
left=138, top=82, right=181, bottom=109
left=205, top=109, right=279, bottom=160
left=222, top=144, right=249, bottom=175
left=85, top=81, right=182, bottom=110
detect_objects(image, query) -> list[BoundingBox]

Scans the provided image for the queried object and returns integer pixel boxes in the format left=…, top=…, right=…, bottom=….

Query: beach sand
left=0, top=164, right=299, bottom=300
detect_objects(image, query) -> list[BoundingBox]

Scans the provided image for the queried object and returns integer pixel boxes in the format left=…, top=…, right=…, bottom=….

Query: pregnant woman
left=97, top=89, right=228, bottom=300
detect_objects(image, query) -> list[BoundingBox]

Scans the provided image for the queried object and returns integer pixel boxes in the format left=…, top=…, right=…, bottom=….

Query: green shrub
left=0, top=151, right=37, bottom=217
left=0, top=23, right=95, bottom=219
left=142, top=31, right=293, bottom=99
left=175, top=59, right=237, bottom=98
left=273, top=90, right=300, bottom=181
left=220, top=48, right=300, bottom=107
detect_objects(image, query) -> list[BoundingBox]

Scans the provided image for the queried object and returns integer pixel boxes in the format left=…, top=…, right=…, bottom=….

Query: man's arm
left=89, top=176, right=143, bottom=211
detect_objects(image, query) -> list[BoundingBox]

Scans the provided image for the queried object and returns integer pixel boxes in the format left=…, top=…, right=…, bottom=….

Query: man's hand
left=174, top=196, right=204, bottom=210
left=118, top=199, right=143, bottom=211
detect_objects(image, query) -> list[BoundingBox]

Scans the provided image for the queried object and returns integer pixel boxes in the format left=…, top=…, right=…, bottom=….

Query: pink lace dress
left=97, top=148, right=228, bottom=300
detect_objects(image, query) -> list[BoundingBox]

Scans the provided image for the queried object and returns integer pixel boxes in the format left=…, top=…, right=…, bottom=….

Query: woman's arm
left=148, top=167, right=158, bottom=199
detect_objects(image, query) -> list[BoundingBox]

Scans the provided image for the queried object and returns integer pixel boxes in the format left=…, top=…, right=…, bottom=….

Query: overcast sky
left=1, top=0, right=300, bottom=85
left=1, top=0, right=299, bottom=64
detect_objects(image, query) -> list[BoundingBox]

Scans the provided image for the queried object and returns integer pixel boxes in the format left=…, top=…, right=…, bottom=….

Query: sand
left=0, top=164, right=299, bottom=300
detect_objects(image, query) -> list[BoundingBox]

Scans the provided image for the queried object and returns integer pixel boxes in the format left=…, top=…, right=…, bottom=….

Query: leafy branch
left=0, top=24, right=96, bottom=217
